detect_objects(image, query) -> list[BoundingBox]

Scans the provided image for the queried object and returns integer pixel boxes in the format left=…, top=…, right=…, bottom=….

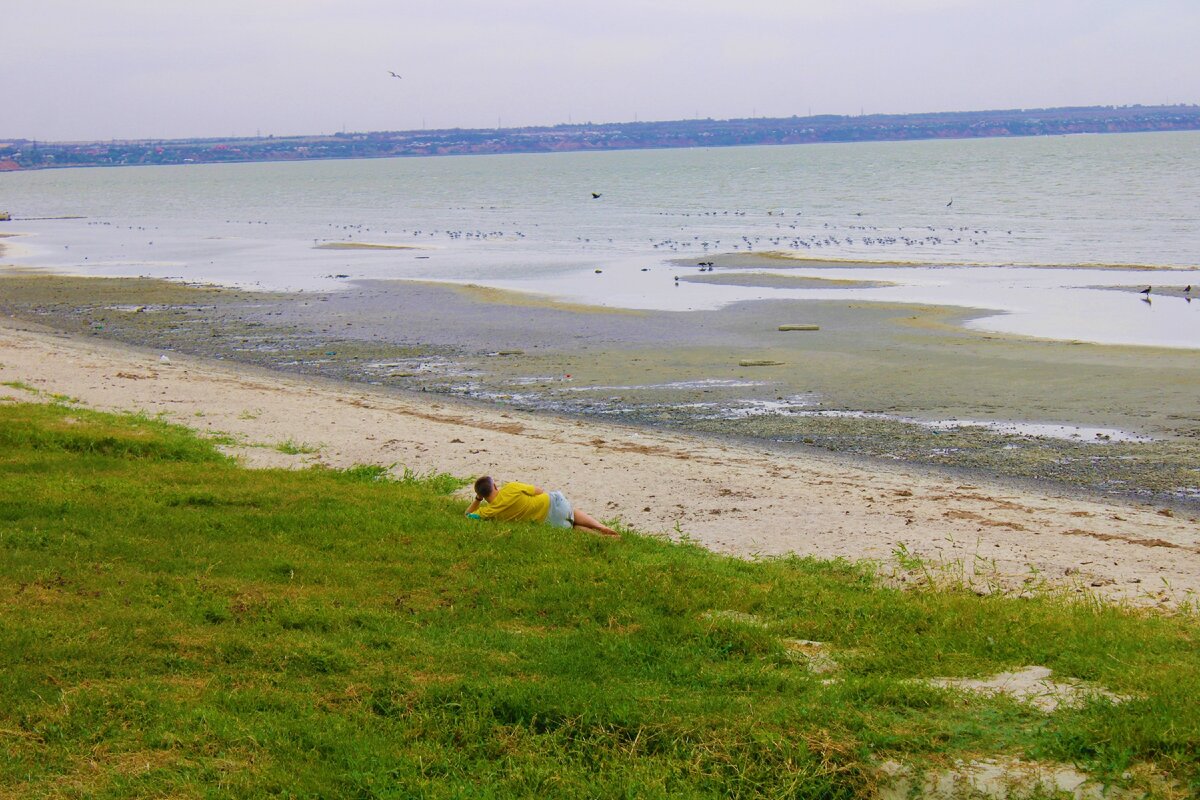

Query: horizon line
left=4, top=102, right=1199, bottom=147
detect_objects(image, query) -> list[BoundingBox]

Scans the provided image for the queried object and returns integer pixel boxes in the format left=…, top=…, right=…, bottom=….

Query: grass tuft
left=336, top=464, right=465, bottom=495
left=394, top=465, right=467, bottom=495
left=0, top=402, right=229, bottom=462
left=274, top=438, right=320, bottom=455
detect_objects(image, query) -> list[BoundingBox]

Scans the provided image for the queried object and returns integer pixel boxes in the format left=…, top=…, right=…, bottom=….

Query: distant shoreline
left=2, top=104, right=1198, bottom=171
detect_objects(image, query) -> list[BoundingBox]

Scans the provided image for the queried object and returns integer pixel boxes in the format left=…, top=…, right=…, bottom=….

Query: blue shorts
left=546, top=490, right=574, bottom=529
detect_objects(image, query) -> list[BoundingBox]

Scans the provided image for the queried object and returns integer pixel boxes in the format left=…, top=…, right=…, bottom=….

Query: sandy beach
left=4, top=315, right=1197, bottom=609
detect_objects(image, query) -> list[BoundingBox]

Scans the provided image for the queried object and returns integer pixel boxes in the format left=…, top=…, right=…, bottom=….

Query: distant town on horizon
left=2, top=104, right=1198, bottom=172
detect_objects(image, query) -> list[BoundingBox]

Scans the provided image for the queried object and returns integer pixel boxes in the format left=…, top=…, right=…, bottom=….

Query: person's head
left=474, top=475, right=495, bottom=500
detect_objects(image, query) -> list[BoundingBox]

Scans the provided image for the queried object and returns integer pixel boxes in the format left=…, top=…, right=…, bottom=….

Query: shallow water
left=502, top=263, right=1200, bottom=348
left=3, top=131, right=1199, bottom=347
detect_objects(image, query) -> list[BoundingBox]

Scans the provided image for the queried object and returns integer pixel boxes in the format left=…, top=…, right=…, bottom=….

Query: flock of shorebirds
left=642, top=211, right=1007, bottom=253
left=81, top=207, right=1199, bottom=303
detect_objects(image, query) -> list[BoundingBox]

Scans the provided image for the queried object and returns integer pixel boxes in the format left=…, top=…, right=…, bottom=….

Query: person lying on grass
left=465, top=476, right=620, bottom=538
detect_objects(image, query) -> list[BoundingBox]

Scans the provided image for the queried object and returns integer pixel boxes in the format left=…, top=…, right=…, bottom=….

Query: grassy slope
left=0, top=402, right=1196, bottom=798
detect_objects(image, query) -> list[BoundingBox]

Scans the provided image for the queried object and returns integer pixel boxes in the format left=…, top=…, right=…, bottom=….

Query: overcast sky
left=4, top=0, right=1198, bottom=141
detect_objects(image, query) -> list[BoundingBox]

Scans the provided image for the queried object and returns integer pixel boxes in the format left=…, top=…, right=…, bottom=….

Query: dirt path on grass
left=3, top=317, right=1198, bottom=608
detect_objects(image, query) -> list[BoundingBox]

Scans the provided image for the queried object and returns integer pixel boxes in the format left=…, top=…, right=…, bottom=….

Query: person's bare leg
left=572, top=509, right=620, bottom=538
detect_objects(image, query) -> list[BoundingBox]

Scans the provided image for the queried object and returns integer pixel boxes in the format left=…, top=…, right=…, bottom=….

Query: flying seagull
left=388, top=71, right=402, bottom=79
left=946, top=198, right=953, bottom=207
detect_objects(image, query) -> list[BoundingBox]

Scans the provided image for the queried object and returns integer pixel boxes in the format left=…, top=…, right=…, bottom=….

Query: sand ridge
left=2, top=317, right=1197, bottom=608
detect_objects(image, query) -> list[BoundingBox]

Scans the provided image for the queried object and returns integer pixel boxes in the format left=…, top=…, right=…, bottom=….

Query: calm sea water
left=3, top=131, right=1199, bottom=347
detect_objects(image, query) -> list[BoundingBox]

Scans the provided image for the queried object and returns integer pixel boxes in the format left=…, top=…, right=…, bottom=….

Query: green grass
left=273, top=438, right=321, bottom=456
left=1, top=401, right=1197, bottom=798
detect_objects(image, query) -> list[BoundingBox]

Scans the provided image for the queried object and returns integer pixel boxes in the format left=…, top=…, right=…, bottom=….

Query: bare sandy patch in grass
left=876, top=757, right=1151, bottom=800
left=924, top=665, right=1128, bottom=713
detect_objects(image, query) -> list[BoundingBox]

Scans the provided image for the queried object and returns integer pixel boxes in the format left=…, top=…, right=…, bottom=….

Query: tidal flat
left=2, top=270, right=1197, bottom=509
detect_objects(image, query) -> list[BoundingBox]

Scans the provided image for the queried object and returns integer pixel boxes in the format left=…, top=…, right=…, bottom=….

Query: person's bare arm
left=466, top=496, right=483, bottom=516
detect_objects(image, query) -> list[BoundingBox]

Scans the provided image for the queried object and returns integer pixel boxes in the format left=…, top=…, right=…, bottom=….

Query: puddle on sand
left=562, top=378, right=769, bottom=392
left=794, top=410, right=1150, bottom=444
left=926, top=418, right=1151, bottom=443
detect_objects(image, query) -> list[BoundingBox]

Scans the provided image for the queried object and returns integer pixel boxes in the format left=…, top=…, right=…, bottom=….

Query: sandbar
left=441, top=282, right=643, bottom=315
left=678, top=272, right=892, bottom=290
left=314, top=242, right=430, bottom=251
left=751, top=251, right=1195, bottom=271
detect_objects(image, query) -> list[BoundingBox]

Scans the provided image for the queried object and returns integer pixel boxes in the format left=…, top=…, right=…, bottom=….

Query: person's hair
left=474, top=476, right=495, bottom=499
